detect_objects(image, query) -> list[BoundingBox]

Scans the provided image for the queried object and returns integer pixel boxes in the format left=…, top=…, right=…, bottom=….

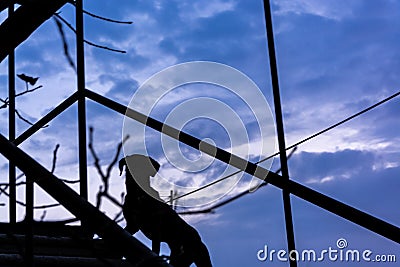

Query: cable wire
left=173, top=89, right=400, bottom=202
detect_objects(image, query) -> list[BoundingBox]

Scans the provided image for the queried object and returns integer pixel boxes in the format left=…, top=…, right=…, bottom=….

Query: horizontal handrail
left=0, top=133, right=172, bottom=267
left=85, top=89, right=400, bottom=244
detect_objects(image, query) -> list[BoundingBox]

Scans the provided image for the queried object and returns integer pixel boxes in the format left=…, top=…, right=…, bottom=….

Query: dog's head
left=119, top=154, right=160, bottom=178
left=119, top=155, right=161, bottom=199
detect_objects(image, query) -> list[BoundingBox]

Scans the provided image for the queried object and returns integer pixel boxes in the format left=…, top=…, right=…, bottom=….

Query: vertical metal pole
left=25, top=176, right=34, bottom=267
left=76, top=0, right=88, bottom=200
left=262, top=1, right=297, bottom=266
left=8, top=3, right=16, bottom=224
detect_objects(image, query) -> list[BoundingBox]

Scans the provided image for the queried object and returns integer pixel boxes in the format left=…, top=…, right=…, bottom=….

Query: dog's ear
left=119, top=157, right=127, bottom=176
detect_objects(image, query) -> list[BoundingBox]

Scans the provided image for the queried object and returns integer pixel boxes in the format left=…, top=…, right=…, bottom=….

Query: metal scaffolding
left=1, top=1, right=399, bottom=266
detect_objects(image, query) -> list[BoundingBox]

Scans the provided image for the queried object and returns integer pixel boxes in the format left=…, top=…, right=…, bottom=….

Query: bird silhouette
left=17, top=73, right=39, bottom=86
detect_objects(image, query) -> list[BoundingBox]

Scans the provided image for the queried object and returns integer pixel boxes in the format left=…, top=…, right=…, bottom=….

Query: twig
left=58, top=178, right=81, bottom=184
left=67, top=0, right=132, bottom=24
left=40, top=210, right=47, bottom=222
left=14, top=109, right=34, bottom=125
left=1, top=86, right=47, bottom=126
left=54, top=14, right=127, bottom=54
left=178, top=147, right=298, bottom=215
left=0, top=98, right=7, bottom=109
left=46, top=217, right=79, bottom=224
left=103, top=193, right=123, bottom=208
left=113, top=210, right=123, bottom=222
left=15, top=109, right=47, bottom=127
left=51, top=144, right=60, bottom=173
left=0, top=83, right=47, bottom=127
left=0, top=144, right=71, bottom=211
left=88, top=126, right=128, bottom=215
left=15, top=85, right=43, bottom=98
left=0, top=174, right=24, bottom=196
left=0, top=186, right=60, bottom=209
left=0, top=85, right=43, bottom=108
left=0, top=178, right=79, bottom=188
left=53, top=16, right=77, bottom=72
left=0, top=181, right=28, bottom=187
left=83, top=10, right=133, bottom=24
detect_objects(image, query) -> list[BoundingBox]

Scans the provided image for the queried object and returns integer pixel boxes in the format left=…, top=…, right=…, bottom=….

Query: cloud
left=273, top=0, right=361, bottom=21
left=1, top=2, right=399, bottom=265
left=287, top=148, right=400, bottom=224
left=104, top=75, right=140, bottom=104
left=179, top=0, right=237, bottom=20
left=289, top=149, right=376, bottom=184
left=275, top=9, right=400, bottom=154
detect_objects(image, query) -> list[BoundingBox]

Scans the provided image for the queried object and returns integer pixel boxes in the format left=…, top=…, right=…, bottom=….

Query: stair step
left=0, top=234, right=122, bottom=259
left=0, top=254, right=134, bottom=267
left=0, top=222, right=90, bottom=237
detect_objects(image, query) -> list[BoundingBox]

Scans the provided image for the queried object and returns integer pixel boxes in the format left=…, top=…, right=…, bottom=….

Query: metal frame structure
left=263, top=1, right=296, bottom=266
left=2, top=0, right=399, bottom=266
left=8, top=2, right=16, bottom=225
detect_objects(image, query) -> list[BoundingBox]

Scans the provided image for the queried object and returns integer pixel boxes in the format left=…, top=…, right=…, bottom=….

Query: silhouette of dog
left=119, top=154, right=212, bottom=267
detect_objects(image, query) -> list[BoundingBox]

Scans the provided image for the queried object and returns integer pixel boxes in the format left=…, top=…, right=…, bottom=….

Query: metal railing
left=0, top=133, right=172, bottom=267
left=2, top=2, right=399, bottom=267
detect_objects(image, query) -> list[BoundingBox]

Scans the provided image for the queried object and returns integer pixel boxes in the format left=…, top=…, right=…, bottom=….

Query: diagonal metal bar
left=263, top=0, right=297, bottom=264
left=13, top=92, right=79, bottom=146
left=85, top=89, right=400, bottom=244
left=0, top=0, right=68, bottom=62
left=0, top=133, right=172, bottom=267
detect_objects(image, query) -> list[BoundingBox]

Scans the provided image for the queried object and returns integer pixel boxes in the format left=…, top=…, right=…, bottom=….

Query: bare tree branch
left=15, top=85, right=43, bottom=98
left=0, top=186, right=60, bottom=209
left=40, top=210, right=47, bottom=222
left=51, top=144, right=60, bottom=173
left=0, top=76, right=48, bottom=127
left=15, top=109, right=39, bottom=126
left=178, top=147, right=299, bottom=215
left=67, top=2, right=133, bottom=25
left=0, top=144, right=77, bottom=212
left=53, top=16, right=76, bottom=72
left=88, top=127, right=128, bottom=214
left=54, top=13, right=127, bottom=54
left=0, top=85, right=43, bottom=109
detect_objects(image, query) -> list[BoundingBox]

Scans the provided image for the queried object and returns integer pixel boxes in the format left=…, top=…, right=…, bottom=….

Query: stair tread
left=0, top=234, right=123, bottom=258
left=0, top=253, right=134, bottom=267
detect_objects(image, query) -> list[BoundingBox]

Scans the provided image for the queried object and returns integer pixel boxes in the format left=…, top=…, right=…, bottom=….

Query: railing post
left=25, top=175, right=34, bottom=267
left=8, top=3, right=16, bottom=225
left=76, top=0, right=88, bottom=201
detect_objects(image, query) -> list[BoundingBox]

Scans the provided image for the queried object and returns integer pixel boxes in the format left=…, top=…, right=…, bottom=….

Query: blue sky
left=0, top=0, right=399, bottom=266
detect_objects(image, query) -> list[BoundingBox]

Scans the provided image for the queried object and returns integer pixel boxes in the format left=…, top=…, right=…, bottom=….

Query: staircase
left=0, top=231, right=131, bottom=267
left=0, top=134, right=172, bottom=267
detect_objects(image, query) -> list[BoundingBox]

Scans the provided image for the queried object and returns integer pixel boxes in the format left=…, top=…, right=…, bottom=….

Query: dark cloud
left=274, top=1, right=400, bottom=103
left=3, top=1, right=399, bottom=265
left=195, top=186, right=289, bottom=266
left=289, top=149, right=375, bottom=181
left=289, top=149, right=399, bottom=225
left=104, top=76, right=139, bottom=104
left=191, top=149, right=399, bottom=266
